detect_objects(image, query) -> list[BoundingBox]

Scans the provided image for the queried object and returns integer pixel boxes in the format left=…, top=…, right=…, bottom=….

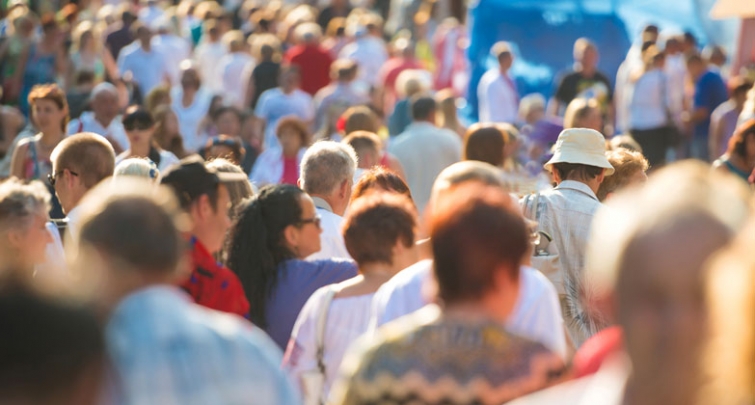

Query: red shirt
left=183, top=237, right=250, bottom=319
left=284, top=44, right=334, bottom=95
left=281, top=156, right=299, bottom=185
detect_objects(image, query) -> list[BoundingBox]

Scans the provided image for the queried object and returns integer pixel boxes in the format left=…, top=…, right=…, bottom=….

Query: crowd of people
left=2, top=0, right=755, bottom=403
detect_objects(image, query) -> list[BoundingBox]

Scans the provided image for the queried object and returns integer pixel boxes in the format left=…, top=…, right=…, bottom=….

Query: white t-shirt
left=306, top=199, right=352, bottom=261
left=115, top=149, right=180, bottom=172
left=477, top=69, right=519, bottom=124
left=284, top=288, right=374, bottom=401
left=254, top=88, right=314, bottom=151
left=171, top=86, right=213, bottom=153
left=370, top=260, right=568, bottom=360
left=628, top=69, right=669, bottom=130
left=219, top=52, right=256, bottom=108
left=67, top=111, right=129, bottom=151
left=117, top=43, right=169, bottom=96
left=152, top=34, right=192, bottom=86
left=195, top=41, right=228, bottom=93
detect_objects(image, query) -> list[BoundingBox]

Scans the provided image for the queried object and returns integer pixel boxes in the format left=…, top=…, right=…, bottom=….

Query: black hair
left=225, top=184, right=304, bottom=327
left=0, top=285, right=104, bottom=403
left=411, top=95, right=437, bottom=120
left=552, top=162, right=604, bottom=182
left=122, top=105, right=155, bottom=129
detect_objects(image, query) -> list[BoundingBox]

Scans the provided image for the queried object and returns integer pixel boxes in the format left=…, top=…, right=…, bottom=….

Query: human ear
left=283, top=224, right=298, bottom=251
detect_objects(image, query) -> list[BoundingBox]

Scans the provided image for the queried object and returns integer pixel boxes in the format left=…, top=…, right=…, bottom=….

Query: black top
left=554, top=70, right=613, bottom=111
left=250, top=61, right=281, bottom=109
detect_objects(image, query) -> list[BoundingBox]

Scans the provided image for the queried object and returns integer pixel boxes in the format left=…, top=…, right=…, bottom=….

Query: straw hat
left=544, top=128, right=614, bottom=175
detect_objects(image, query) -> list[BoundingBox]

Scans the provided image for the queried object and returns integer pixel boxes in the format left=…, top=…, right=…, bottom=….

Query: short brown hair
left=28, top=84, right=69, bottom=132
left=463, top=124, right=510, bottom=167
left=51, top=133, right=115, bottom=189
left=727, top=120, right=755, bottom=160
left=351, top=167, right=412, bottom=203
left=342, top=106, right=379, bottom=135
left=430, top=184, right=528, bottom=304
left=276, top=116, right=310, bottom=147
left=343, top=131, right=381, bottom=166
left=597, top=149, right=648, bottom=201
left=342, top=193, right=416, bottom=266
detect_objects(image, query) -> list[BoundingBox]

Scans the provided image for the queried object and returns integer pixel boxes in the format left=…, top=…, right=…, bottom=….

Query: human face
left=618, top=220, right=729, bottom=403
left=32, top=99, right=66, bottom=134
left=279, top=127, right=303, bottom=157
left=290, top=194, right=322, bottom=258
left=581, top=46, right=598, bottom=71
left=215, top=111, right=241, bottom=137
left=163, top=111, right=179, bottom=135
left=125, top=126, right=155, bottom=149
left=10, top=208, right=53, bottom=269
left=583, top=108, right=603, bottom=132
left=50, top=168, right=80, bottom=214
left=93, top=92, right=119, bottom=123
left=202, top=184, right=232, bottom=254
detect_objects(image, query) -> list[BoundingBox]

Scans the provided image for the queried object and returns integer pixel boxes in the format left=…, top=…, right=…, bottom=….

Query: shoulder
left=309, top=258, right=359, bottom=276
left=377, top=260, right=432, bottom=299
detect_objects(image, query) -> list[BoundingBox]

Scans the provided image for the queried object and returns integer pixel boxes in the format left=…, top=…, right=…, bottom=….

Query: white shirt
left=339, top=36, right=388, bottom=90
left=37, top=221, right=67, bottom=277
left=152, top=34, right=191, bottom=86
left=370, top=259, right=568, bottom=360
left=219, top=52, right=256, bottom=108
left=284, top=288, right=374, bottom=400
left=65, top=205, right=82, bottom=244
left=306, top=197, right=352, bottom=261
left=477, top=69, right=519, bottom=124
left=387, top=122, right=462, bottom=213
left=170, top=86, right=213, bottom=153
left=249, top=147, right=306, bottom=188
left=665, top=53, right=687, bottom=127
left=254, top=88, right=314, bottom=151
left=628, top=69, right=670, bottom=130
left=67, top=111, right=130, bottom=151
left=115, top=149, right=180, bottom=172
left=195, top=41, right=228, bottom=93
left=117, top=43, right=169, bottom=96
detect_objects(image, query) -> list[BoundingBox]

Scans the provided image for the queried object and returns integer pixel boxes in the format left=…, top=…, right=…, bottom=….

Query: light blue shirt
left=105, top=286, right=300, bottom=405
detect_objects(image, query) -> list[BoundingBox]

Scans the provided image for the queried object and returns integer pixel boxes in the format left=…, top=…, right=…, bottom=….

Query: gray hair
left=0, top=178, right=51, bottom=234
left=299, top=141, right=358, bottom=196
left=91, top=82, right=118, bottom=99
left=114, top=158, right=160, bottom=182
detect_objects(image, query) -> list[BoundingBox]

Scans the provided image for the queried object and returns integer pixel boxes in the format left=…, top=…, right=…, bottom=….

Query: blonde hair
left=596, top=148, right=648, bottom=201
left=563, top=97, right=600, bottom=129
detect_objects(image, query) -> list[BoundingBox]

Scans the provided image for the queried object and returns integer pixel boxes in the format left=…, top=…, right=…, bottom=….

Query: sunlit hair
left=351, top=166, right=412, bottom=203
left=28, top=84, right=69, bottom=132
left=114, top=158, right=159, bottom=182
left=563, top=97, right=599, bottom=129
left=342, top=106, right=379, bottom=135
left=725, top=119, right=755, bottom=160
left=0, top=178, right=51, bottom=235
left=463, top=123, right=510, bottom=167
left=596, top=148, right=648, bottom=202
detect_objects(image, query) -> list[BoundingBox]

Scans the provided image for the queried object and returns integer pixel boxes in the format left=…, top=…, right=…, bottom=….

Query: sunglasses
left=48, top=169, right=79, bottom=187
left=124, top=123, right=153, bottom=131
left=296, top=215, right=321, bottom=229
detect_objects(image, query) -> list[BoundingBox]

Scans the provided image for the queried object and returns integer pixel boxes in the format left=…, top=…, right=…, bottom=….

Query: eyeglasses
left=48, top=169, right=79, bottom=186
left=296, top=215, right=321, bottom=229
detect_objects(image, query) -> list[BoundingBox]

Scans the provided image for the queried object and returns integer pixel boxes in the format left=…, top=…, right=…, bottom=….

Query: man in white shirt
left=67, top=83, right=129, bottom=153
left=254, top=67, right=314, bottom=151
left=388, top=95, right=462, bottom=213
left=299, top=141, right=358, bottom=261
left=520, top=128, right=613, bottom=348
left=152, top=18, right=191, bottom=86
left=49, top=133, right=115, bottom=242
left=194, top=20, right=227, bottom=94
left=171, top=62, right=212, bottom=153
left=477, top=41, right=519, bottom=124
left=339, top=19, right=388, bottom=96
left=218, top=30, right=255, bottom=109
left=370, top=161, right=567, bottom=359
left=117, top=23, right=170, bottom=97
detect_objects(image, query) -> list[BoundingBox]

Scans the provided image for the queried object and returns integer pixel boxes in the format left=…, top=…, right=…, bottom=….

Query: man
left=67, top=83, right=129, bottom=154
left=299, top=141, right=358, bottom=261
left=254, top=66, right=314, bottom=151
left=550, top=38, right=614, bottom=132
left=105, top=6, right=136, bottom=59
left=331, top=185, right=566, bottom=405
left=194, top=20, right=227, bottom=94
left=684, top=53, right=729, bottom=162
left=710, top=77, right=752, bottom=158
left=0, top=285, right=104, bottom=405
left=477, top=41, right=519, bottom=124
left=117, top=22, right=170, bottom=97
left=284, top=23, right=334, bottom=96
left=218, top=30, right=256, bottom=109
left=50, top=132, right=115, bottom=240
left=339, top=16, right=388, bottom=96
left=510, top=161, right=750, bottom=405
left=70, top=179, right=299, bottom=404
left=152, top=17, right=192, bottom=86
left=371, top=161, right=568, bottom=359
left=378, top=37, right=423, bottom=115
left=171, top=61, right=213, bottom=154
left=313, top=59, right=368, bottom=132
left=388, top=95, right=462, bottom=213
left=521, top=127, right=614, bottom=348
left=160, top=156, right=250, bottom=318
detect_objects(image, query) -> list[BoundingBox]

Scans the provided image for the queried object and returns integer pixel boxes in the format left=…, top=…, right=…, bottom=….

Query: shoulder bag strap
left=28, top=137, right=41, bottom=180
left=315, top=285, right=338, bottom=378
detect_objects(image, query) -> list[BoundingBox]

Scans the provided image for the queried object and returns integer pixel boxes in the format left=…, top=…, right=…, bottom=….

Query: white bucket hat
left=544, top=128, right=614, bottom=176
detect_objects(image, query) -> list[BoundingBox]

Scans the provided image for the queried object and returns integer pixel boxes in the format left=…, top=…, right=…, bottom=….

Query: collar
left=190, top=236, right=221, bottom=269
left=554, top=180, right=599, bottom=202
left=311, top=196, right=333, bottom=213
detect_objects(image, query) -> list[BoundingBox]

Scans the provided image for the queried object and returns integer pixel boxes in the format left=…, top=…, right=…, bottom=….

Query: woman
left=350, top=166, right=412, bottom=203
left=116, top=106, right=179, bottom=172
left=0, top=10, right=35, bottom=105
left=283, top=194, right=418, bottom=403
left=563, top=97, right=603, bottom=131
left=0, top=178, right=53, bottom=274
left=713, top=120, right=755, bottom=182
left=204, top=135, right=246, bottom=166
left=596, top=148, right=649, bottom=201
left=628, top=44, right=673, bottom=168
left=249, top=117, right=309, bottom=187
left=68, top=21, right=117, bottom=85
left=152, top=105, right=189, bottom=159
left=113, top=158, right=160, bottom=182
left=10, top=84, right=68, bottom=218
left=18, top=16, right=66, bottom=116
left=436, top=89, right=465, bottom=138
left=225, top=184, right=358, bottom=349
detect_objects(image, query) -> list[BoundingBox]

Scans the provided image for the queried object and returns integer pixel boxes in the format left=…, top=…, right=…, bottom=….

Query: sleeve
left=600, top=73, right=614, bottom=99
left=693, top=76, right=708, bottom=109
left=526, top=275, right=568, bottom=361
left=282, top=288, right=326, bottom=397
left=66, top=119, right=79, bottom=135
left=553, top=73, right=570, bottom=103
left=116, top=51, right=127, bottom=75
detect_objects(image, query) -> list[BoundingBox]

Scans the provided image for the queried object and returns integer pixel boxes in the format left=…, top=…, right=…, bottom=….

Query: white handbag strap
left=315, top=285, right=338, bottom=376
